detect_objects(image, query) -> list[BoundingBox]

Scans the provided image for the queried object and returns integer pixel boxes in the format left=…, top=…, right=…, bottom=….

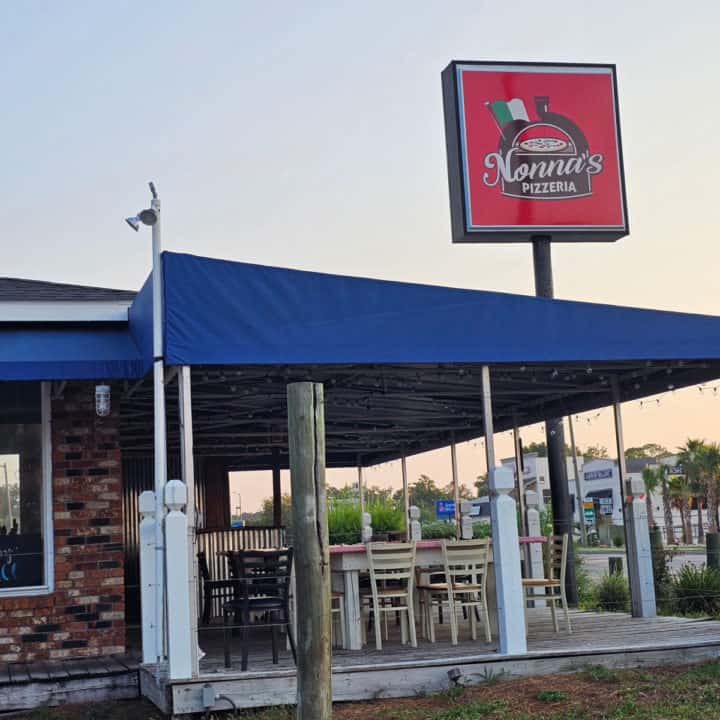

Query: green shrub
left=573, top=542, right=594, bottom=607
left=328, top=501, right=361, bottom=545
left=421, top=520, right=457, bottom=539
left=673, top=564, right=720, bottom=616
left=595, top=572, right=630, bottom=612
left=612, top=535, right=625, bottom=548
left=368, top=499, right=404, bottom=534
left=473, top=521, right=492, bottom=539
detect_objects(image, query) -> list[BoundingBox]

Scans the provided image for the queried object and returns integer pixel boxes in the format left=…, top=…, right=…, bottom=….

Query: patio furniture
left=331, top=590, right=346, bottom=648
left=197, top=551, right=237, bottom=625
left=365, top=542, right=417, bottom=651
left=417, top=539, right=492, bottom=645
left=522, top=533, right=572, bottom=633
left=223, top=548, right=297, bottom=670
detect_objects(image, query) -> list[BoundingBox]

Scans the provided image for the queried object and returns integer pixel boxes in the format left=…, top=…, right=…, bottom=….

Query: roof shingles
left=0, top=277, right=136, bottom=302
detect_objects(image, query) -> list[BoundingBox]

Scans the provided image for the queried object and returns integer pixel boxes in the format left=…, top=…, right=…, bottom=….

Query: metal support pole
left=568, top=414, right=588, bottom=544
left=512, top=423, right=526, bottom=536
left=151, top=191, right=167, bottom=666
left=401, top=455, right=410, bottom=540
left=357, top=461, right=364, bottom=520
left=532, top=236, right=577, bottom=604
left=178, top=366, right=199, bottom=677
left=272, top=447, right=282, bottom=528
left=481, top=366, right=496, bottom=473
left=451, top=440, right=460, bottom=539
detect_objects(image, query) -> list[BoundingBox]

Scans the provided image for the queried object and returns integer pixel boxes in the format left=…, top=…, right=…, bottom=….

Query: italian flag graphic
left=487, top=98, right=529, bottom=126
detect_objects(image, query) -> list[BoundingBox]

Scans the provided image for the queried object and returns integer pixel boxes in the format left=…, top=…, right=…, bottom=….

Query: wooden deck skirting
left=141, top=610, right=720, bottom=716
left=0, top=655, right=140, bottom=713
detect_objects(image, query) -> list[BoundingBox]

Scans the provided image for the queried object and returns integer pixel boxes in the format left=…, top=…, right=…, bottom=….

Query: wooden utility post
left=287, top=382, right=331, bottom=719
left=272, top=447, right=282, bottom=528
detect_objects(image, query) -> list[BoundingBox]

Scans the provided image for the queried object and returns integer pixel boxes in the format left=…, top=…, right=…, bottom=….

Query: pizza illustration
left=518, top=137, right=568, bottom=153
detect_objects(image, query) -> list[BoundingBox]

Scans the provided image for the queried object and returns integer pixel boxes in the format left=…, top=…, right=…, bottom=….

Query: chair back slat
left=546, top=534, right=569, bottom=581
left=227, top=548, right=294, bottom=603
left=366, top=542, right=416, bottom=592
left=442, top=539, right=491, bottom=585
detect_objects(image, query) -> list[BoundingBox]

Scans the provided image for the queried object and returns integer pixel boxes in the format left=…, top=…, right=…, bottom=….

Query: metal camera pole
left=149, top=183, right=168, bottom=668
left=532, top=236, right=578, bottom=604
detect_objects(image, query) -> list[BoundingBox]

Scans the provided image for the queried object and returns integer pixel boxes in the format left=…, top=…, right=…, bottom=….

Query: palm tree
left=669, top=474, right=693, bottom=544
left=656, top=464, right=676, bottom=544
left=678, top=439, right=707, bottom=543
left=641, top=466, right=659, bottom=529
left=699, top=442, right=720, bottom=534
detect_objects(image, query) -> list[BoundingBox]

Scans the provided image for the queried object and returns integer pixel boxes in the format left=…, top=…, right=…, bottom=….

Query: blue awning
left=0, top=327, right=145, bottom=381
left=161, top=251, right=720, bottom=367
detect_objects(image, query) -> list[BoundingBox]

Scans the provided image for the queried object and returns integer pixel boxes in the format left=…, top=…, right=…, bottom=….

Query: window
left=0, top=382, right=51, bottom=594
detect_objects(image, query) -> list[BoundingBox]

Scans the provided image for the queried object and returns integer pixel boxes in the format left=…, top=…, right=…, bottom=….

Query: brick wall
left=0, top=382, right=126, bottom=662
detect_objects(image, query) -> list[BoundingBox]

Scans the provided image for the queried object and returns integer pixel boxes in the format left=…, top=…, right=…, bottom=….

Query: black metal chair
left=223, top=548, right=296, bottom=671
left=197, top=551, right=237, bottom=625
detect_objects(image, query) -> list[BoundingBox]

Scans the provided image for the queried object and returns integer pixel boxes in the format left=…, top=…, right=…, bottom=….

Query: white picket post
left=139, top=490, right=158, bottom=665
left=409, top=505, right=422, bottom=541
left=459, top=499, right=473, bottom=540
left=361, top=511, right=373, bottom=543
left=524, top=490, right=545, bottom=607
left=490, top=465, right=527, bottom=655
left=626, top=476, right=656, bottom=617
left=165, top=479, right=193, bottom=680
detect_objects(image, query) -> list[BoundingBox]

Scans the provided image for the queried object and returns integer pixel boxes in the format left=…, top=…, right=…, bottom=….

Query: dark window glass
left=0, top=382, right=44, bottom=589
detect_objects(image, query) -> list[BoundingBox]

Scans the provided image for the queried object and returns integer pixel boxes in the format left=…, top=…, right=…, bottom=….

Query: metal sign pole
left=532, top=236, right=578, bottom=604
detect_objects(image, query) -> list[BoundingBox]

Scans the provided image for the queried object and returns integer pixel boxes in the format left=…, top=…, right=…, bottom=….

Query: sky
left=2, top=1, right=719, bottom=511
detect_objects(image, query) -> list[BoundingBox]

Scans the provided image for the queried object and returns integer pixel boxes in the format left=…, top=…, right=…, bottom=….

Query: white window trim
left=0, top=381, right=54, bottom=598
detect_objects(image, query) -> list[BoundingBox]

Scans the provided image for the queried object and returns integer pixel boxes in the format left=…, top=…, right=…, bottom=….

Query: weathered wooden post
left=287, top=382, right=331, bottom=720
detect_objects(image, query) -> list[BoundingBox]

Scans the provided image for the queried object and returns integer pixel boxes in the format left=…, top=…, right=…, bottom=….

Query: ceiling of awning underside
left=119, top=359, right=720, bottom=469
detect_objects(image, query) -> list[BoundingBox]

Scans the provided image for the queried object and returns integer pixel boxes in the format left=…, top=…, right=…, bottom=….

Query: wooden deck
left=141, top=609, right=720, bottom=715
left=0, top=654, right=140, bottom=713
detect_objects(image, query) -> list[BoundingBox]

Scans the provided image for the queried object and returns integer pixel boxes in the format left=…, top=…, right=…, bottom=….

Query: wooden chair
left=331, top=591, right=346, bottom=649
left=365, top=542, right=417, bottom=651
left=223, top=548, right=297, bottom=670
left=197, top=551, right=237, bottom=625
left=417, top=539, right=492, bottom=645
left=522, top=533, right=572, bottom=634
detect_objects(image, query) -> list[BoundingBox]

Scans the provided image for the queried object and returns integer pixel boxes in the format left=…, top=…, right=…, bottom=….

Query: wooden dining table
left=329, top=537, right=545, bottom=650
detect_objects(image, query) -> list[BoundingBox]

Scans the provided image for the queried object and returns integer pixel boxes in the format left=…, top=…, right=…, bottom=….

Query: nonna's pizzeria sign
left=442, top=62, right=629, bottom=242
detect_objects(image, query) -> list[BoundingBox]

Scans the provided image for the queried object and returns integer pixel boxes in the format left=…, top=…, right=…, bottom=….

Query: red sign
left=442, top=62, right=628, bottom=242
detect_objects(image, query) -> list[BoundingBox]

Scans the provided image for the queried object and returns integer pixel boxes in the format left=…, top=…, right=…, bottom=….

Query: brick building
left=0, top=279, right=137, bottom=664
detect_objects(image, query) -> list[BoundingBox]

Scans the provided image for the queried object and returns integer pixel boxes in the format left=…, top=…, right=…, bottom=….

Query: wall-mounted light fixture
left=95, top=384, right=111, bottom=417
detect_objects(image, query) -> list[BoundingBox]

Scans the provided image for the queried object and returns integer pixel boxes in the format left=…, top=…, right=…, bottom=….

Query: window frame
left=0, top=381, right=54, bottom=598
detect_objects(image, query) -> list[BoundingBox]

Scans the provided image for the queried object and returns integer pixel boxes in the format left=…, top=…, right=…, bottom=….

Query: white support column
left=451, top=441, right=460, bottom=539
left=613, top=381, right=656, bottom=617
left=178, top=366, right=199, bottom=676
left=482, top=365, right=526, bottom=655
left=165, top=479, right=193, bottom=680
left=139, top=490, right=157, bottom=665
left=401, top=454, right=410, bottom=541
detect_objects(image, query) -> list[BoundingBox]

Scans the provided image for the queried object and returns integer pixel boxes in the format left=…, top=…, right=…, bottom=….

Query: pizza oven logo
left=482, top=96, right=604, bottom=200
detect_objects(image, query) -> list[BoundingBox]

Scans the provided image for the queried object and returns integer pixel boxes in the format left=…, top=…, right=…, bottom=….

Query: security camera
left=138, top=208, right=158, bottom=226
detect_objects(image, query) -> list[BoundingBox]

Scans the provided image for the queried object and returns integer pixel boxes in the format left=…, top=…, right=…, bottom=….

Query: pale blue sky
left=2, top=1, right=719, bottom=509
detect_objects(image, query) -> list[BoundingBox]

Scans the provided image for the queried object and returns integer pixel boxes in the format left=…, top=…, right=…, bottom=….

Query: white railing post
left=490, top=465, right=527, bottom=655
left=139, top=490, right=157, bottom=665
left=525, top=490, right=545, bottom=607
left=626, top=476, right=657, bottom=617
left=409, top=505, right=422, bottom=541
left=459, top=499, right=473, bottom=540
left=361, top=512, right=373, bottom=543
left=165, top=479, right=193, bottom=680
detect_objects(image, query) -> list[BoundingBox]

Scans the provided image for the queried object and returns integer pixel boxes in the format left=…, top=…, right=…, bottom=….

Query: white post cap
left=165, top=479, right=187, bottom=510
left=139, top=490, right=156, bottom=515
left=490, top=465, right=514, bottom=492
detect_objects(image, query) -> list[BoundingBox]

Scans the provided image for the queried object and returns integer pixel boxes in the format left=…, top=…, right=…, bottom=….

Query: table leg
left=343, top=570, right=362, bottom=650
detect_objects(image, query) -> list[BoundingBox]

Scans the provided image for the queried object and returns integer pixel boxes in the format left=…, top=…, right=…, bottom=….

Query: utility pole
left=532, top=237, right=577, bottom=604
